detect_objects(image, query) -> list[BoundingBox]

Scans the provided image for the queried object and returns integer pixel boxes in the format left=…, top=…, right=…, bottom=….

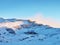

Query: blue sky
left=0, top=0, right=60, bottom=20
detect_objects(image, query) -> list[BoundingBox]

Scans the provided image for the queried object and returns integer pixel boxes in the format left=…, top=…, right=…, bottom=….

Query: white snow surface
left=0, top=18, right=60, bottom=45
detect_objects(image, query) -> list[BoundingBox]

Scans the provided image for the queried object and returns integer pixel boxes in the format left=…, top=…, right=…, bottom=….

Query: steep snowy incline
left=0, top=18, right=32, bottom=29
left=0, top=18, right=60, bottom=45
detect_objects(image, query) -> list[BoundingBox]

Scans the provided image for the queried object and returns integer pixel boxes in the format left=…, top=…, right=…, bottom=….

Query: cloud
left=29, top=13, right=60, bottom=28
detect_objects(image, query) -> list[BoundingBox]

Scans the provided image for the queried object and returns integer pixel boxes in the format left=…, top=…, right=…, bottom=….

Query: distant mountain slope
left=0, top=18, right=60, bottom=45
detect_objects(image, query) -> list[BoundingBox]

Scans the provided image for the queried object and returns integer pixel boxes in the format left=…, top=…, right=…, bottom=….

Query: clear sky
left=0, top=0, right=60, bottom=20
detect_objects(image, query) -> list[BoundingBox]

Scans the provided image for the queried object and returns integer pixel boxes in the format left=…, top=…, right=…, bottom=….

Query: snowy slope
left=0, top=18, right=60, bottom=45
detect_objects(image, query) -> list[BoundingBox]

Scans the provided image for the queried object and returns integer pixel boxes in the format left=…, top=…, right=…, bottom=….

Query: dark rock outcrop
left=6, top=28, right=16, bottom=35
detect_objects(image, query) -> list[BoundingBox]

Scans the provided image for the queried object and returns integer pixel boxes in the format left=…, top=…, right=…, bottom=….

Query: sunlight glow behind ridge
left=29, top=13, right=60, bottom=28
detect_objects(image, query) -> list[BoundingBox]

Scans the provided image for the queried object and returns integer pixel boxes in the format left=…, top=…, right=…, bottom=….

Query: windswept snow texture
left=0, top=18, right=60, bottom=45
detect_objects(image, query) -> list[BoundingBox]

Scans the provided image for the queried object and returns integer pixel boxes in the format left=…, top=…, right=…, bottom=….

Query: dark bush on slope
left=0, top=33, right=1, bottom=35
left=0, top=40, right=2, bottom=42
left=19, top=37, right=29, bottom=41
left=6, top=28, right=16, bottom=34
left=24, top=30, right=38, bottom=35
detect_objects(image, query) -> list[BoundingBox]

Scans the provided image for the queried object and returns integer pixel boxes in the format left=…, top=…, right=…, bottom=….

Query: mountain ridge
left=0, top=18, right=54, bottom=29
left=0, top=18, right=60, bottom=45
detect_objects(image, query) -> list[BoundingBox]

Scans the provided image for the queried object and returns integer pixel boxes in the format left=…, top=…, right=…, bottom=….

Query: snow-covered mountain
left=0, top=18, right=60, bottom=45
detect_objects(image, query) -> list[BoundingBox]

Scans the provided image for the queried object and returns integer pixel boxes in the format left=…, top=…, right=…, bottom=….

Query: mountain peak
left=0, top=18, right=54, bottom=30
